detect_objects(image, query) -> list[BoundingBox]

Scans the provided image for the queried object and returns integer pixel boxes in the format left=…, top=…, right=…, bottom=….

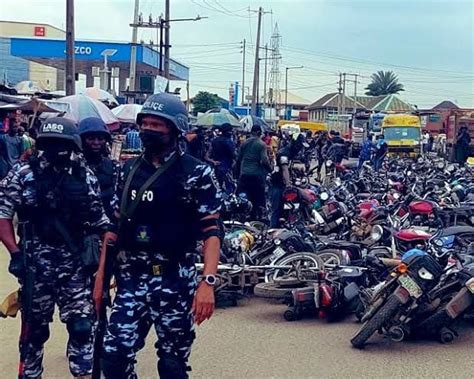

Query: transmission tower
left=268, top=23, right=282, bottom=116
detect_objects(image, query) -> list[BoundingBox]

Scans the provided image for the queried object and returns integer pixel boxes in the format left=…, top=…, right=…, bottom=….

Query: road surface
left=1, top=246, right=473, bottom=378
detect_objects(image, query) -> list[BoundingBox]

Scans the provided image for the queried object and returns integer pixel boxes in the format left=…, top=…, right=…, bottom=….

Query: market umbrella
left=196, top=108, right=241, bottom=128
left=60, top=94, right=119, bottom=129
left=14, top=80, right=45, bottom=95
left=79, top=87, right=118, bottom=105
left=111, top=104, right=142, bottom=123
left=240, top=115, right=270, bottom=133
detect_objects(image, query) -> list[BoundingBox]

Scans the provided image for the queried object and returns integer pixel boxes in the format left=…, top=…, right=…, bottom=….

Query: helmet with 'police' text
left=136, top=93, right=189, bottom=134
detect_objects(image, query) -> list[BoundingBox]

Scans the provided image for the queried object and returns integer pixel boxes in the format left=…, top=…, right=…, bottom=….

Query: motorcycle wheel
left=316, top=249, right=350, bottom=269
left=264, top=252, right=325, bottom=283
left=350, top=295, right=401, bottom=349
left=254, top=283, right=310, bottom=299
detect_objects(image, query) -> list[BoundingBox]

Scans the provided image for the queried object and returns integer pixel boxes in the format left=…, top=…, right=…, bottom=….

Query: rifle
left=92, top=237, right=116, bottom=379
left=18, top=221, right=35, bottom=379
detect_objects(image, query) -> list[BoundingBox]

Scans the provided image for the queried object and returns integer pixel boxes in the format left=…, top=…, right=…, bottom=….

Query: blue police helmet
left=78, top=117, right=111, bottom=141
left=136, top=93, right=189, bottom=134
left=36, top=117, right=82, bottom=152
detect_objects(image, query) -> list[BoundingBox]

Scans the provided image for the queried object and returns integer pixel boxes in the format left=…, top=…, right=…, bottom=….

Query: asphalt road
left=1, top=246, right=474, bottom=379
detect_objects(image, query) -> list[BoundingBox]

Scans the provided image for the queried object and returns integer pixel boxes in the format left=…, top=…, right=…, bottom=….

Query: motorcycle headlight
left=326, top=160, right=333, bottom=167
left=370, top=225, right=383, bottom=242
left=274, top=239, right=281, bottom=246
left=320, top=192, right=329, bottom=201
left=418, top=267, right=434, bottom=281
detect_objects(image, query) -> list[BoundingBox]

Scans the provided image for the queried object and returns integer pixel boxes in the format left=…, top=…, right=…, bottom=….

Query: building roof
left=308, top=92, right=413, bottom=112
left=307, top=92, right=365, bottom=110
left=432, top=100, right=459, bottom=110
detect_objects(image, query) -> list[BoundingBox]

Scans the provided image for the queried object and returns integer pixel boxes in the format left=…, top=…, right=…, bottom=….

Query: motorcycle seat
left=439, top=225, right=474, bottom=237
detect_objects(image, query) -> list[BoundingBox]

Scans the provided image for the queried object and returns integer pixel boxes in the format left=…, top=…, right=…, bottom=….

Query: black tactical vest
left=26, top=158, right=91, bottom=247
left=119, top=154, right=202, bottom=260
left=89, top=158, right=115, bottom=218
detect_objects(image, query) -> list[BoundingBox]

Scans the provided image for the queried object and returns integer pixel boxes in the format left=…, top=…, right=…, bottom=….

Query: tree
left=192, top=91, right=221, bottom=115
left=365, top=71, right=405, bottom=96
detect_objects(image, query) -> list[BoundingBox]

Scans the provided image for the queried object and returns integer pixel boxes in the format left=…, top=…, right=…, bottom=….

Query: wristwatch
left=201, top=274, right=217, bottom=286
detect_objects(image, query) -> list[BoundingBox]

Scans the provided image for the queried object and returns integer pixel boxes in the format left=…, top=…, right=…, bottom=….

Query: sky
left=1, top=0, right=473, bottom=108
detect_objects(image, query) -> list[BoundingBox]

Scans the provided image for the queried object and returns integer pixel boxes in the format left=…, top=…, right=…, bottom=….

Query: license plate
left=466, top=279, right=474, bottom=294
left=273, top=247, right=286, bottom=259
left=399, top=275, right=422, bottom=298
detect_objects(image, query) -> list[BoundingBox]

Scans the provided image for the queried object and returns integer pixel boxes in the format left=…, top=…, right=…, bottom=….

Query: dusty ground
left=1, top=245, right=474, bottom=379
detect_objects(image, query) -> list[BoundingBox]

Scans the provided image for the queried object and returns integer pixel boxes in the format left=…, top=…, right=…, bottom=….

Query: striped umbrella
left=60, top=94, right=119, bottom=129
left=112, top=104, right=142, bottom=124
left=196, top=108, right=241, bottom=128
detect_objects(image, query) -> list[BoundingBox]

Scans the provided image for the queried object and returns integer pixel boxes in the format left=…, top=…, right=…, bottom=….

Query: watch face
left=206, top=275, right=216, bottom=285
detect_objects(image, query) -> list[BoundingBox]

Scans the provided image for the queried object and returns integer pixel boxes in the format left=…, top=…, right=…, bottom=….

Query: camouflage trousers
left=102, top=256, right=197, bottom=378
left=21, top=244, right=95, bottom=378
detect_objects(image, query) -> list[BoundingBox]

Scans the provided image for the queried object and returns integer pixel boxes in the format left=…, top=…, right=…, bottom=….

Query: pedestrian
left=186, top=126, right=206, bottom=160
left=314, top=131, right=327, bottom=179
left=0, top=118, right=24, bottom=169
left=358, top=133, right=374, bottom=171
left=236, top=125, right=273, bottom=220
left=207, top=123, right=236, bottom=195
left=373, top=134, right=388, bottom=172
left=427, top=134, right=434, bottom=153
left=454, top=126, right=471, bottom=165
left=98, top=93, right=222, bottom=379
left=269, top=140, right=296, bottom=228
left=125, top=123, right=142, bottom=151
left=18, top=123, right=35, bottom=152
left=78, top=117, right=120, bottom=220
left=0, top=117, right=110, bottom=379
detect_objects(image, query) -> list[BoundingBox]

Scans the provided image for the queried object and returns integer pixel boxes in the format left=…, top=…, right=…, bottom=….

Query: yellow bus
left=381, top=114, right=422, bottom=157
left=277, top=120, right=327, bottom=135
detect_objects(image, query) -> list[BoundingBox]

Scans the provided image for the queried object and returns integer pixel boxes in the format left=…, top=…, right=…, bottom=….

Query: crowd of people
left=0, top=94, right=472, bottom=378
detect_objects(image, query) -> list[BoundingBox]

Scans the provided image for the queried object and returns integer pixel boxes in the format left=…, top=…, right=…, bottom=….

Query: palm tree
left=365, top=71, right=405, bottom=96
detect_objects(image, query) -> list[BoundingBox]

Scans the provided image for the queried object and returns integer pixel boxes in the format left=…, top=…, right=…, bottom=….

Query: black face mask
left=43, top=147, right=72, bottom=166
left=140, top=130, right=172, bottom=152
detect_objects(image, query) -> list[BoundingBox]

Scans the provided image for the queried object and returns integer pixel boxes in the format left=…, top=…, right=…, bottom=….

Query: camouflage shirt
left=0, top=154, right=110, bottom=229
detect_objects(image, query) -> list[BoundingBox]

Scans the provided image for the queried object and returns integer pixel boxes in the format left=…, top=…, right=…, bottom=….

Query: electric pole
left=65, top=0, right=75, bottom=96
left=164, top=0, right=170, bottom=91
left=263, top=43, right=268, bottom=114
left=337, top=73, right=343, bottom=129
left=129, top=0, right=140, bottom=94
left=241, top=39, right=246, bottom=105
left=251, top=7, right=263, bottom=116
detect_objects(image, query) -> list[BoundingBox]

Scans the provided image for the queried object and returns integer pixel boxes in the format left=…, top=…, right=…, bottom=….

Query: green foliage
left=365, top=71, right=405, bottom=96
left=192, top=91, right=221, bottom=115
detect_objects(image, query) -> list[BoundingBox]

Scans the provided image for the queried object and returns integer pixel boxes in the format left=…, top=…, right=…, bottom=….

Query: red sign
left=34, top=26, right=46, bottom=37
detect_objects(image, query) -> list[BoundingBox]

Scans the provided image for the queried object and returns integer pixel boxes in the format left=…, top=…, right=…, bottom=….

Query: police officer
left=78, top=117, right=120, bottom=219
left=0, top=117, right=110, bottom=379
left=99, top=93, right=222, bottom=379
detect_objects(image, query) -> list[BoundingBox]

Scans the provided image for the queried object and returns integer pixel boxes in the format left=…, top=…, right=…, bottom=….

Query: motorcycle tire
left=254, top=283, right=311, bottom=300
left=316, top=249, right=350, bottom=268
left=350, top=295, right=401, bottom=349
left=264, top=252, right=325, bottom=283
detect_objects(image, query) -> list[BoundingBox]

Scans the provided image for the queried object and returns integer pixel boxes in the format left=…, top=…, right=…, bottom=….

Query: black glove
left=8, top=251, right=25, bottom=280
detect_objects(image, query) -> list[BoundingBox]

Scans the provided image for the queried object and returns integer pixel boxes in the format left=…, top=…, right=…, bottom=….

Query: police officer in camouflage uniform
left=0, top=117, right=110, bottom=379
left=100, top=93, right=222, bottom=379
left=78, top=117, right=120, bottom=219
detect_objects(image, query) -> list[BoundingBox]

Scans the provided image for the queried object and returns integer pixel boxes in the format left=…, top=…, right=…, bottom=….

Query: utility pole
left=352, top=74, right=358, bottom=130
left=65, top=0, right=75, bottom=96
left=164, top=0, right=170, bottom=91
left=251, top=7, right=263, bottom=116
left=241, top=39, right=246, bottom=105
left=337, top=73, right=343, bottom=130
left=263, top=43, right=268, bottom=114
left=285, top=66, right=303, bottom=120
left=129, top=0, right=140, bottom=94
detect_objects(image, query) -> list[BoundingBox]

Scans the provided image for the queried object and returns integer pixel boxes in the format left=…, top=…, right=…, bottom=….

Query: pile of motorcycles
left=201, top=154, right=474, bottom=348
